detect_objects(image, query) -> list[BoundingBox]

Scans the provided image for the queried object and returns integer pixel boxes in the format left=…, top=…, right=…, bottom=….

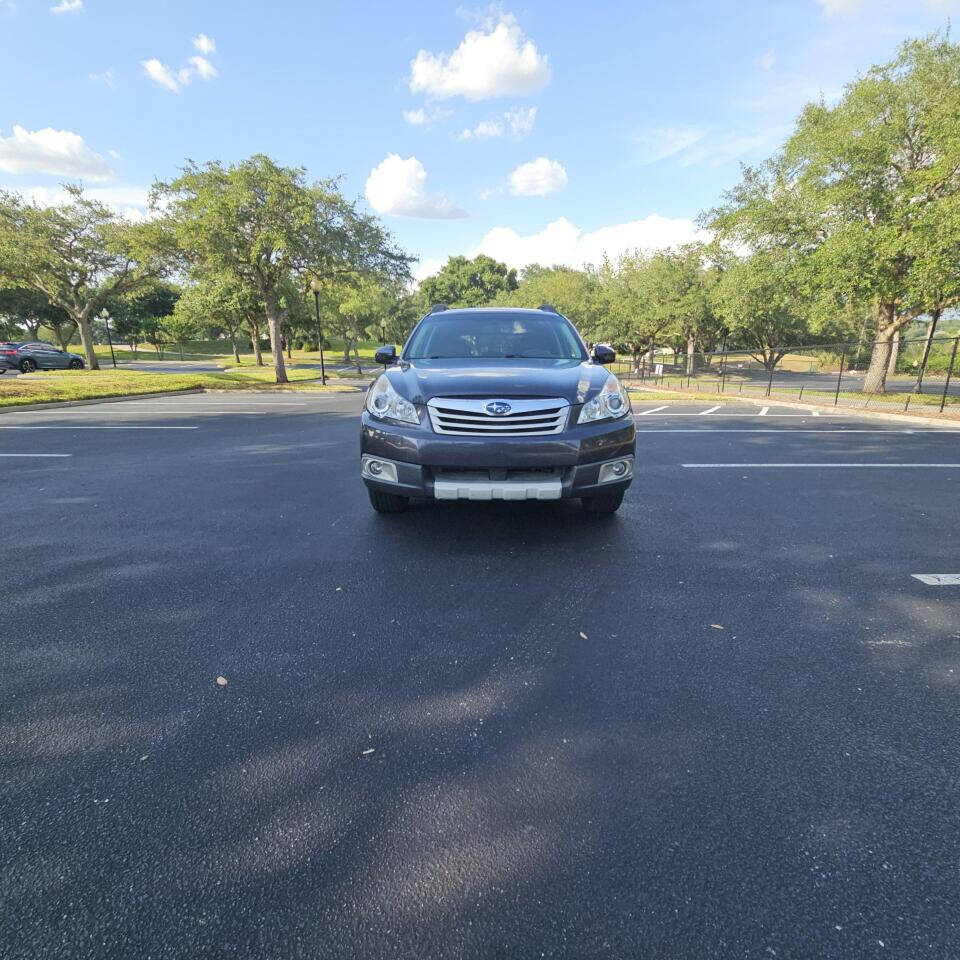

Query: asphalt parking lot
left=3, top=394, right=960, bottom=960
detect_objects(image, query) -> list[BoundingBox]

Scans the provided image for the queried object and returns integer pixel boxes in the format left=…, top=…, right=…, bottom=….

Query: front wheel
left=69, top=359, right=83, bottom=369
left=19, top=359, right=37, bottom=374
left=581, top=491, right=625, bottom=515
left=368, top=489, right=410, bottom=514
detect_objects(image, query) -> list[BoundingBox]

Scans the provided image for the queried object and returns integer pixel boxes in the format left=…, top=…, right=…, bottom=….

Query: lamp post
left=309, top=279, right=327, bottom=386
left=99, top=308, right=117, bottom=369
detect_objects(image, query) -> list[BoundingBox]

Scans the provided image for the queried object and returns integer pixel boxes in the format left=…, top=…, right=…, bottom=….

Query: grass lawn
left=70, top=342, right=382, bottom=365
left=0, top=369, right=356, bottom=407
left=628, top=383, right=960, bottom=413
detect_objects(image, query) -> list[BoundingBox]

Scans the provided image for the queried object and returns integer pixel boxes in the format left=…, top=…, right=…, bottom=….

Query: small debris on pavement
left=362, top=748, right=375, bottom=756
left=579, top=631, right=588, bottom=640
left=216, top=676, right=228, bottom=686
left=710, top=624, right=724, bottom=630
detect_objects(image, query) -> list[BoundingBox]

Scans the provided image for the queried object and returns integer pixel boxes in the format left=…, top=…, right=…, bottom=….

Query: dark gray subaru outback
left=360, top=305, right=635, bottom=514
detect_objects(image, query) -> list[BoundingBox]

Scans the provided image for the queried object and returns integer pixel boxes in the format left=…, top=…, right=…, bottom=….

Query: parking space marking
left=912, top=574, right=960, bottom=585
left=682, top=462, right=960, bottom=468
left=125, top=400, right=310, bottom=407
left=759, top=406, right=769, bottom=416
left=700, top=405, right=721, bottom=415
left=637, top=405, right=669, bottom=415
left=0, top=453, right=72, bottom=458
left=0, top=425, right=200, bottom=430
left=636, top=429, right=960, bottom=434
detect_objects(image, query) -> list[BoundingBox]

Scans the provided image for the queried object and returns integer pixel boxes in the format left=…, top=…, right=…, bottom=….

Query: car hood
left=384, top=358, right=613, bottom=405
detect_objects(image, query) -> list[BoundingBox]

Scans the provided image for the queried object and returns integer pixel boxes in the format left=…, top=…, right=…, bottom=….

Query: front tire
left=19, top=359, right=36, bottom=374
left=69, top=359, right=83, bottom=369
left=368, top=489, right=410, bottom=514
left=581, top=491, right=625, bottom=515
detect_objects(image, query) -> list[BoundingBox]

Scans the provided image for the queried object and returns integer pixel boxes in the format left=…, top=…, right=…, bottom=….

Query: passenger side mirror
left=375, top=344, right=397, bottom=366
left=591, top=343, right=616, bottom=364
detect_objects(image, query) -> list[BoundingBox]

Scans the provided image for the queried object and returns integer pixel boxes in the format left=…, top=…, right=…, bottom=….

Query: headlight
left=365, top=374, right=419, bottom=424
left=578, top=374, right=630, bottom=424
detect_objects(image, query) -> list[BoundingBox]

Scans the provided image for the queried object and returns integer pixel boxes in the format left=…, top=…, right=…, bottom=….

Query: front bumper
left=361, top=410, right=635, bottom=500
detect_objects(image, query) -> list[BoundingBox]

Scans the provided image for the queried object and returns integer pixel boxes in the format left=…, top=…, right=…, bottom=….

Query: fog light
left=361, top=456, right=398, bottom=483
left=598, top=458, right=634, bottom=484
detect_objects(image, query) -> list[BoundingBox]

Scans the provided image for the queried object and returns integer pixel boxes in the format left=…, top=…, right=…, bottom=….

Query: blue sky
left=0, top=0, right=956, bottom=279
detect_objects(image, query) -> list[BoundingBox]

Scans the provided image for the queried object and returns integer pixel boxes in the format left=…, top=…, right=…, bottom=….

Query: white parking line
left=637, top=405, right=669, bottom=415
left=700, top=405, right=721, bottom=415
left=0, top=453, right=71, bottom=458
left=759, top=406, right=769, bottom=416
left=636, top=429, right=960, bottom=434
left=0, top=425, right=200, bottom=430
left=128, top=401, right=309, bottom=406
left=682, top=463, right=960, bottom=468
left=912, top=574, right=960, bottom=585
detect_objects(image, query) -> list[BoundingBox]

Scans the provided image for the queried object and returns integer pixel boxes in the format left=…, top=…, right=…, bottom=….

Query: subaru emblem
left=485, top=401, right=512, bottom=416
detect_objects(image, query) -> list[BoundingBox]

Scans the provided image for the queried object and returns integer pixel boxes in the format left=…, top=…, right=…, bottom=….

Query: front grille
left=427, top=397, right=569, bottom=436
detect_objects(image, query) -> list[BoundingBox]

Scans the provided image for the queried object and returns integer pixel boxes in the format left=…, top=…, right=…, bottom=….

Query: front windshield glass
left=405, top=312, right=586, bottom=361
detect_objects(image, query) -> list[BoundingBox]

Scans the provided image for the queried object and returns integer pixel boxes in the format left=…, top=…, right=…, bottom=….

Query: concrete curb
left=0, top=388, right=204, bottom=415
left=628, top=385, right=960, bottom=429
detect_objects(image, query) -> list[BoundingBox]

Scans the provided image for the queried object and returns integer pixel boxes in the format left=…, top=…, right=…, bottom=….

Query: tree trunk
left=914, top=310, right=941, bottom=393
left=230, top=334, right=240, bottom=365
left=685, top=334, right=696, bottom=375
left=863, top=306, right=898, bottom=394
left=264, top=300, right=288, bottom=384
left=76, top=311, right=100, bottom=371
left=885, top=329, right=900, bottom=380
left=179, top=342, right=184, bottom=361
left=250, top=322, right=264, bottom=366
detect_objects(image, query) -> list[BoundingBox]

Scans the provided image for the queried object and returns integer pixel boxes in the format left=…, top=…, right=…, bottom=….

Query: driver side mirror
left=375, top=344, right=397, bottom=366
left=591, top=343, right=616, bottom=365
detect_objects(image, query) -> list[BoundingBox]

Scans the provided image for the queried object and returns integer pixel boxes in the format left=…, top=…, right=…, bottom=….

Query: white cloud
left=0, top=125, right=113, bottom=180
left=365, top=154, right=467, bottom=219
left=89, top=67, right=115, bottom=87
left=632, top=126, right=705, bottom=165
left=403, top=106, right=452, bottom=126
left=186, top=56, right=218, bottom=81
left=457, top=118, right=504, bottom=140
left=816, top=0, right=865, bottom=14
left=759, top=49, right=775, bottom=71
left=458, top=105, right=537, bottom=141
left=50, top=0, right=82, bottom=12
left=142, top=58, right=181, bottom=92
left=192, top=33, right=216, bottom=55
left=413, top=257, right=444, bottom=282
left=471, top=215, right=708, bottom=271
left=506, top=105, right=537, bottom=137
left=11, top=184, right=150, bottom=221
left=143, top=53, right=218, bottom=92
left=408, top=13, right=549, bottom=101
left=507, top=156, right=567, bottom=196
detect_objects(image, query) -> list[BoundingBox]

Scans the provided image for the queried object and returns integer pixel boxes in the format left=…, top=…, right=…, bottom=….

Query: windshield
left=405, top=312, right=586, bottom=361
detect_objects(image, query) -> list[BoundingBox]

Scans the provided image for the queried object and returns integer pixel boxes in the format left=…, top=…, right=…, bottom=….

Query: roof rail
left=427, top=303, right=448, bottom=315
left=538, top=302, right=559, bottom=314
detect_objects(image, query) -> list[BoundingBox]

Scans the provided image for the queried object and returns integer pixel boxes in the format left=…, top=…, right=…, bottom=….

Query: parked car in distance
left=0, top=341, right=85, bottom=374
left=361, top=304, right=636, bottom=515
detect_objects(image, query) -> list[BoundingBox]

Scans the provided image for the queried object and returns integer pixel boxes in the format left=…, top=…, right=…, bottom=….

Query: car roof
left=427, top=307, right=562, bottom=317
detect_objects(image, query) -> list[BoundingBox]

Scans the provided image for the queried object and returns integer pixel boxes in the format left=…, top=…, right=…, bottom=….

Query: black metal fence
left=612, top=334, right=960, bottom=414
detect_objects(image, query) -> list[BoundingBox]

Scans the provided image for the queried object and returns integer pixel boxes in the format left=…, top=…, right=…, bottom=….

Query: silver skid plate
left=433, top=476, right=562, bottom=501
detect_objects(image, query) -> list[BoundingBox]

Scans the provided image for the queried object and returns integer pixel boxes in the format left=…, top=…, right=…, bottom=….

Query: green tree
left=419, top=254, right=518, bottom=308
left=155, top=154, right=409, bottom=383
left=712, top=35, right=960, bottom=392
left=0, top=287, right=76, bottom=347
left=714, top=250, right=812, bottom=370
left=494, top=265, right=600, bottom=334
left=0, top=185, right=171, bottom=369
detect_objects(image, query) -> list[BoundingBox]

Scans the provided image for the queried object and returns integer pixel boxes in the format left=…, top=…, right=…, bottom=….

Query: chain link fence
left=612, top=333, right=960, bottom=415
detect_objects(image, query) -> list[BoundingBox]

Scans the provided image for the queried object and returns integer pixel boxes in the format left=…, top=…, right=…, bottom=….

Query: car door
left=48, top=346, right=70, bottom=368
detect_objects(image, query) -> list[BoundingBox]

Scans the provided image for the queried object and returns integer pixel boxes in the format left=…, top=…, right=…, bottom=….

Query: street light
left=99, top=308, right=117, bottom=369
left=308, top=279, right=327, bottom=386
